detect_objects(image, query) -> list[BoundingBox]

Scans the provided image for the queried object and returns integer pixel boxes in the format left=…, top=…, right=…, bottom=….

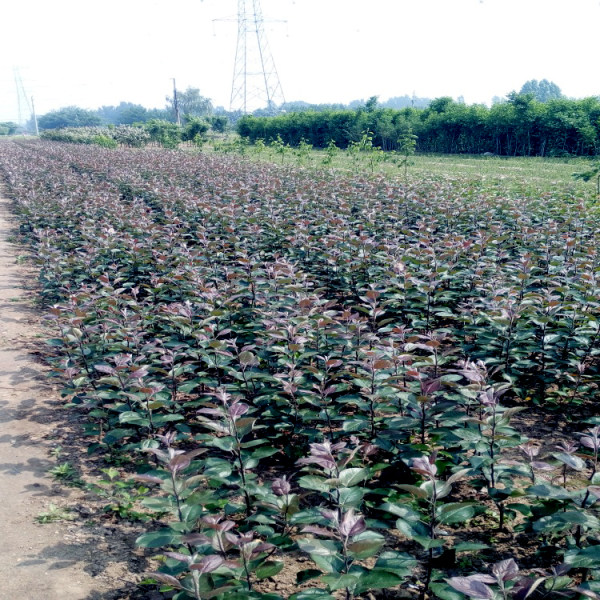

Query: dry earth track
left=0, top=191, right=143, bottom=599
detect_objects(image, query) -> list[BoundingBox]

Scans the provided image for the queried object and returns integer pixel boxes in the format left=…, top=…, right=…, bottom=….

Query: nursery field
left=2, top=139, right=600, bottom=600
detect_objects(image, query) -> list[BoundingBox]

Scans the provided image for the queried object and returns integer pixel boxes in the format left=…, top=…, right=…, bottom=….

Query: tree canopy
left=38, top=106, right=102, bottom=130
left=518, top=79, right=563, bottom=102
left=96, top=102, right=169, bottom=125
left=165, top=87, right=213, bottom=121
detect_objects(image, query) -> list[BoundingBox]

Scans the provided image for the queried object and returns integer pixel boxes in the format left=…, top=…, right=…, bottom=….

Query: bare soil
left=0, top=192, right=144, bottom=599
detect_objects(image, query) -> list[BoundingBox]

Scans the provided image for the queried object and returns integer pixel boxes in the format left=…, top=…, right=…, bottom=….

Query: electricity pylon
left=13, top=68, right=38, bottom=134
left=14, top=68, right=31, bottom=127
left=229, top=0, right=285, bottom=114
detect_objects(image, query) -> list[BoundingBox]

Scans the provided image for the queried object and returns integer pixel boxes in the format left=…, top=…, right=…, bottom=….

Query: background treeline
left=0, top=121, right=19, bottom=136
left=39, top=116, right=229, bottom=149
left=30, top=93, right=433, bottom=133
left=238, top=94, right=600, bottom=157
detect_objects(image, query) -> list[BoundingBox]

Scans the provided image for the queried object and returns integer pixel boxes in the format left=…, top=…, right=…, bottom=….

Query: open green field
left=2, top=138, right=600, bottom=600
left=410, top=154, right=593, bottom=188
left=207, top=136, right=599, bottom=199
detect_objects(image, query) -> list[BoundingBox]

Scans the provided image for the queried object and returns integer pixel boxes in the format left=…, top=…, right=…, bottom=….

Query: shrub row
left=238, top=95, right=600, bottom=156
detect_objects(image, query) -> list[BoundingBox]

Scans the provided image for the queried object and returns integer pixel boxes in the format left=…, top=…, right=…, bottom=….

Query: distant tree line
left=277, top=94, right=432, bottom=114
left=0, top=121, right=19, bottom=135
left=238, top=94, right=600, bottom=157
left=36, top=87, right=228, bottom=132
left=33, top=88, right=434, bottom=135
left=27, top=78, right=599, bottom=156
left=40, top=115, right=229, bottom=149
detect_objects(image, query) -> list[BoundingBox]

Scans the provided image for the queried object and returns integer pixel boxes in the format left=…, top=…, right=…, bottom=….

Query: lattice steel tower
left=230, top=0, right=285, bottom=114
left=14, top=68, right=32, bottom=128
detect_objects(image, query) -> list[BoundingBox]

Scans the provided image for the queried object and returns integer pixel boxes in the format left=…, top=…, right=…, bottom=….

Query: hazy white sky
left=1, top=0, right=599, bottom=122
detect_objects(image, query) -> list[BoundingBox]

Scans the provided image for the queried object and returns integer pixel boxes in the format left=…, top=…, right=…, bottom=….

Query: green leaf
left=180, top=503, right=207, bottom=524
left=203, top=457, right=233, bottom=479
left=153, top=414, right=184, bottom=425
left=298, top=475, right=330, bottom=493
left=380, top=502, right=419, bottom=519
left=296, top=569, right=323, bottom=584
left=102, top=428, right=135, bottom=444
left=235, top=417, right=256, bottom=437
left=533, top=511, right=600, bottom=533
left=291, top=510, right=325, bottom=525
left=412, top=536, right=444, bottom=550
left=395, top=484, right=428, bottom=499
left=198, top=586, right=239, bottom=599
left=141, top=497, right=175, bottom=511
left=337, top=486, right=365, bottom=508
left=549, top=576, right=573, bottom=591
left=527, top=483, right=572, bottom=500
left=454, top=542, right=490, bottom=552
left=239, top=351, right=257, bottom=365
left=373, top=551, right=416, bottom=576
left=178, top=380, right=201, bottom=394
left=218, top=594, right=282, bottom=600
left=347, top=534, right=385, bottom=559
left=509, top=503, right=533, bottom=517
left=289, top=590, right=334, bottom=600
left=342, top=418, right=369, bottom=432
left=565, top=545, right=600, bottom=568
left=250, top=446, right=279, bottom=460
left=297, top=538, right=344, bottom=574
left=211, top=436, right=236, bottom=452
left=136, top=529, right=181, bottom=548
left=454, top=428, right=484, bottom=441
left=255, top=560, right=284, bottom=580
left=297, top=537, right=338, bottom=557
left=337, top=467, right=369, bottom=487
left=437, top=502, right=478, bottom=525
left=240, top=439, right=269, bottom=449
left=354, top=570, right=404, bottom=595
left=553, top=452, right=585, bottom=471
left=421, top=480, right=452, bottom=499
left=320, top=573, right=358, bottom=591
left=395, top=518, right=428, bottom=540
left=119, top=411, right=150, bottom=426
left=430, top=582, right=466, bottom=600
left=97, top=376, right=122, bottom=388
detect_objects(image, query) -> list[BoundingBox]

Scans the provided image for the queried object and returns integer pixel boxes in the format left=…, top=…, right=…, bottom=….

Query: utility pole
left=172, top=78, right=181, bottom=126
left=31, top=96, right=39, bottom=136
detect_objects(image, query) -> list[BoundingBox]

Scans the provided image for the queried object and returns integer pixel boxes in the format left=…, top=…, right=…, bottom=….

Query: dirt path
left=0, top=192, right=140, bottom=599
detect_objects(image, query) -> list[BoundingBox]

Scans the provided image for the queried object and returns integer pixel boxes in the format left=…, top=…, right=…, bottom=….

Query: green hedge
left=238, top=96, right=600, bottom=156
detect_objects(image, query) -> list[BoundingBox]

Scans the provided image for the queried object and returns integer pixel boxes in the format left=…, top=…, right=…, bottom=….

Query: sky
left=1, top=0, right=599, bottom=122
